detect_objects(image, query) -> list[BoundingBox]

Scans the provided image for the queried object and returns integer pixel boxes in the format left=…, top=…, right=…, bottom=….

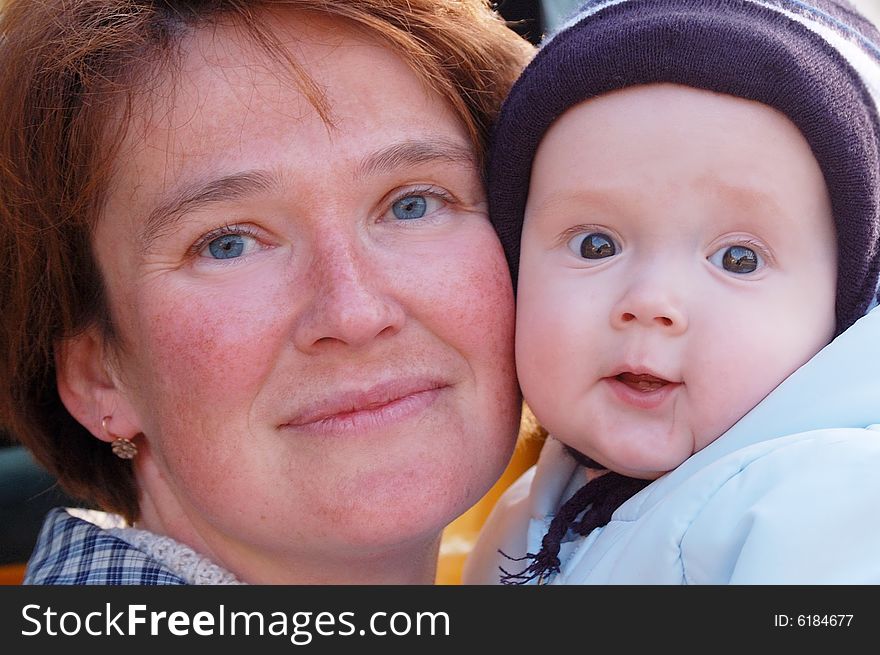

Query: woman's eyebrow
left=139, top=170, right=279, bottom=253
left=356, top=138, right=477, bottom=179
left=138, top=139, right=476, bottom=253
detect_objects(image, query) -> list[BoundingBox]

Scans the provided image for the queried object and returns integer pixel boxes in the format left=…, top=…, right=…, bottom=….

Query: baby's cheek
left=515, top=287, right=575, bottom=402
left=689, top=330, right=787, bottom=451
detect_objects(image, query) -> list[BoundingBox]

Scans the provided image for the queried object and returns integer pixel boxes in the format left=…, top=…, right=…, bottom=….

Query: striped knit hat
left=489, top=0, right=880, bottom=335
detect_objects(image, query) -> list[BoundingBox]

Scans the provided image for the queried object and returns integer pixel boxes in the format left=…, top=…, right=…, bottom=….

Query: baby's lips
left=616, top=372, right=669, bottom=391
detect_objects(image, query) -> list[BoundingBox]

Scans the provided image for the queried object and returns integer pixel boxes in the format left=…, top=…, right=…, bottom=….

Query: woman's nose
left=292, top=246, right=406, bottom=352
left=610, top=276, right=688, bottom=335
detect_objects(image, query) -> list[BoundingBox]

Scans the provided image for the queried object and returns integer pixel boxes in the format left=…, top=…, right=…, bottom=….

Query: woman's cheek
left=131, top=276, right=289, bottom=400
left=429, top=227, right=515, bottom=359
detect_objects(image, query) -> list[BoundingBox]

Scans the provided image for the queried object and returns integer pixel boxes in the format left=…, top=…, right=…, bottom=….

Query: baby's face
left=516, top=83, right=837, bottom=479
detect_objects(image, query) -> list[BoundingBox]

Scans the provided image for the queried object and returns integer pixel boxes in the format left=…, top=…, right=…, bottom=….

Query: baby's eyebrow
left=528, top=179, right=785, bottom=218
left=139, top=170, right=279, bottom=253
left=526, top=188, right=624, bottom=218
left=697, top=177, right=785, bottom=216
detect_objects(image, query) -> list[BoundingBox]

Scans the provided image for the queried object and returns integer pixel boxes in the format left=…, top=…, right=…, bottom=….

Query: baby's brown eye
left=708, top=244, right=762, bottom=274
left=569, top=232, right=616, bottom=259
left=722, top=246, right=758, bottom=273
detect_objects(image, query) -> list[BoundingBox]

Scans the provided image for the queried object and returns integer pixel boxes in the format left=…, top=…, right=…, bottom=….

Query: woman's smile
left=280, top=377, right=450, bottom=436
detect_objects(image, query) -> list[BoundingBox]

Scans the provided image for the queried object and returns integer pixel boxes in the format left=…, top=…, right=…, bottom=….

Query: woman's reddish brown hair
left=0, top=0, right=533, bottom=521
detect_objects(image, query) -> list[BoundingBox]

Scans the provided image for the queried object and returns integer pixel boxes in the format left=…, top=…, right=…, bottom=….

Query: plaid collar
left=23, top=507, right=187, bottom=585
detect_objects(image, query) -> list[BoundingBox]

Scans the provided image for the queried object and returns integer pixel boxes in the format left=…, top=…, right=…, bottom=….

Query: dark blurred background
left=0, top=431, right=78, bottom=568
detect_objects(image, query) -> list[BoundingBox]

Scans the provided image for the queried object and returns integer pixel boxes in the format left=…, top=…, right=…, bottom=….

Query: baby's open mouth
left=616, top=372, right=669, bottom=392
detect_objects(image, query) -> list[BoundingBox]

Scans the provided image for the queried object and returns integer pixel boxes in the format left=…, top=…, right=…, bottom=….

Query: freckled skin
left=87, top=11, right=520, bottom=583
left=516, top=84, right=837, bottom=480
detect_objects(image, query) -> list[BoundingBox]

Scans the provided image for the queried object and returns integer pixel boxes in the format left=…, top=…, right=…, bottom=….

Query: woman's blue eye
left=709, top=245, right=761, bottom=274
left=205, top=234, right=249, bottom=259
left=568, top=232, right=617, bottom=259
left=391, top=194, right=429, bottom=220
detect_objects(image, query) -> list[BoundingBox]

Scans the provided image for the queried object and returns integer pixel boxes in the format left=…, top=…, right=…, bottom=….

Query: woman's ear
left=55, top=328, right=142, bottom=443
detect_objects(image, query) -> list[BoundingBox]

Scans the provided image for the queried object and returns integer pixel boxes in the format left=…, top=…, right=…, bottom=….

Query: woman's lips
left=280, top=379, right=448, bottom=435
left=604, top=371, right=680, bottom=410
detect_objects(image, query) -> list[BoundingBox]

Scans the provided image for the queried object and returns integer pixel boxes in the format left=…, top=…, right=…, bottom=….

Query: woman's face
left=87, top=12, right=519, bottom=582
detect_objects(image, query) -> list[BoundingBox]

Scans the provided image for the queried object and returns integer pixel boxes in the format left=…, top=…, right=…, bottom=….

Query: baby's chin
left=606, top=463, right=670, bottom=481
left=567, top=433, right=706, bottom=481
left=610, top=426, right=733, bottom=479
